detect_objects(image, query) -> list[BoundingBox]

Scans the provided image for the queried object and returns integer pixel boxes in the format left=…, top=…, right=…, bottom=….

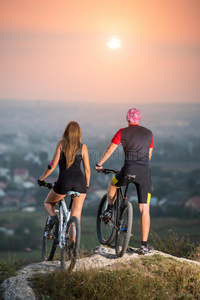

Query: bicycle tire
left=61, top=216, right=80, bottom=272
left=96, top=194, right=116, bottom=245
left=42, top=217, right=59, bottom=261
left=115, top=201, right=133, bottom=257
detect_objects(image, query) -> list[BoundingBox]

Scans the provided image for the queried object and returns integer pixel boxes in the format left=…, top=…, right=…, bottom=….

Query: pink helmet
left=126, top=108, right=141, bottom=123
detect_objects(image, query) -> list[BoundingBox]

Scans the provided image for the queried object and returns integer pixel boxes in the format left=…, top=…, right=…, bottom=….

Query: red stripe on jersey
left=111, top=128, right=124, bottom=145
left=150, top=135, right=154, bottom=148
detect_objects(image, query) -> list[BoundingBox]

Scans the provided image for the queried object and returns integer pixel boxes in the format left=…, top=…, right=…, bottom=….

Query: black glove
left=38, top=179, right=45, bottom=187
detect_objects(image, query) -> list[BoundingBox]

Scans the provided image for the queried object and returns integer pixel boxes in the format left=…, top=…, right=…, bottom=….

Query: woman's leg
left=70, top=193, right=86, bottom=223
left=44, top=189, right=65, bottom=216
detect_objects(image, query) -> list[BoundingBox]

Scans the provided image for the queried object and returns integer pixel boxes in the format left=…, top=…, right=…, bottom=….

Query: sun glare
left=107, top=36, right=121, bottom=49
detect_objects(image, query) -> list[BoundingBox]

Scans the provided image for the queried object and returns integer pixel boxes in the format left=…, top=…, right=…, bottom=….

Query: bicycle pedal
left=121, top=227, right=127, bottom=232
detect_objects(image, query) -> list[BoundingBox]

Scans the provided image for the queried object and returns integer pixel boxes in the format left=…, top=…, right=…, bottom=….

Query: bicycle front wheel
left=61, top=216, right=80, bottom=272
left=42, top=217, right=59, bottom=261
left=96, top=194, right=116, bottom=245
left=115, top=202, right=133, bottom=257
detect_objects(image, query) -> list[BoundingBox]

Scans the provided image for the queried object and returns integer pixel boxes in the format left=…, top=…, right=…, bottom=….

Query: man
left=95, top=108, right=154, bottom=254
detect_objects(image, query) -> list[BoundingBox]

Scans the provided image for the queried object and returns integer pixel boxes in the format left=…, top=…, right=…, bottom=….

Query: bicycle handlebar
left=98, top=168, right=118, bottom=175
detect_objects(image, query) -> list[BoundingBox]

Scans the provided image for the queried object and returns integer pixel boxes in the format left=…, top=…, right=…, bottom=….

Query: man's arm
left=96, top=142, right=118, bottom=168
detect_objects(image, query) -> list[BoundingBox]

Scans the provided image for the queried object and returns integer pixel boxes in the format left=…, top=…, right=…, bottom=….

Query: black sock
left=107, top=204, right=113, bottom=210
left=141, top=241, right=147, bottom=247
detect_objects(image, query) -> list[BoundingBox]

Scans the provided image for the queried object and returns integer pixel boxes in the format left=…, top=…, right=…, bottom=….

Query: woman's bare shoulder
left=57, top=139, right=64, bottom=149
left=82, top=143, right=88, bottom=152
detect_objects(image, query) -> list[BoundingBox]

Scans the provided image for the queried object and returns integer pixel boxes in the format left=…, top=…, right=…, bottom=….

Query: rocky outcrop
left=1, top=246, right=200, bottom=300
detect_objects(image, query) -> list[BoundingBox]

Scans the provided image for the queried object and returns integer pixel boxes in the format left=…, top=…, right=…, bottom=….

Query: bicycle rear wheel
left=115, top=201, right=133, bottom=257
left=42, top=217, right=59, bottom=261
left=61, top=216, right=80, bottom=272
left=96, top=194, right=116, bottom=245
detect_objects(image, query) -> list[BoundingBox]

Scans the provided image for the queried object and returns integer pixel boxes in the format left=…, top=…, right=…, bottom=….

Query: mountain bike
left=96, top=169, right=135, bottom=257
left=40, top=182, right=80, bottom=272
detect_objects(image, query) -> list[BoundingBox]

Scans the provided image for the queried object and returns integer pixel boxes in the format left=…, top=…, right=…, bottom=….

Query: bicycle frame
left=57, top=194, right=78, bottom=249
left=41, top=182, right=81, bottom=270
left=115, top=181, right=131, bottom=230
left=57, top=198, right=71, bottom=249
left=96, top=168, right=135, bottom=256
left=98, top=168, right=133, bottom=229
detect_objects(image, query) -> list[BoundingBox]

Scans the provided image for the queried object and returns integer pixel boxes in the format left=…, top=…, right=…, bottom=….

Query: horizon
left=1, top=99, right=200, bottom=105
left=1, top=99, right=200, bottom=141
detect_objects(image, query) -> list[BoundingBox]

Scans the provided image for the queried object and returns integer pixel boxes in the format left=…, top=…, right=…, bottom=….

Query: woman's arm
left=39, top=140, right=62, bottom=181
left=96, top=142, right=118, bottom=168
left=82, top=144, right=91, bottom=187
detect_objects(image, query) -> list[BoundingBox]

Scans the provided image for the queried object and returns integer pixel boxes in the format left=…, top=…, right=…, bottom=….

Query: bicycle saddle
left=67, top=191, right=80, bottom=197
left=125, top=173, right=136, bottom=180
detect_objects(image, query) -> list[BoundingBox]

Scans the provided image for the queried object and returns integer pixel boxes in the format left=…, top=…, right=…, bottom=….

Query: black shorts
left=53, top=169, right=86, bottom=195
left=112, top=164, right=151, bottom=204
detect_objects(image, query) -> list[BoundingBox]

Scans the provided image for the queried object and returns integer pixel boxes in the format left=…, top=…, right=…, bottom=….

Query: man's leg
left=138, top=203, right=150, bottom=244
left=102, top=180, right=118, bottom=219
left=107, top=180, right=117, bottom=204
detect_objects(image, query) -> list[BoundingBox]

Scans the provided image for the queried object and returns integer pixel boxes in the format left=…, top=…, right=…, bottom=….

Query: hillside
left=1, top=246, right=200, bottom=300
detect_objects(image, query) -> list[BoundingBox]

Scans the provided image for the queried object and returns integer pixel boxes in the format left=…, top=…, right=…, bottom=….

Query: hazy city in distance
left=1, top=98, right=200, bottom=182
left=1, top=99, right=200, bottom=176
left=1, top=99, right=200, bottom=144
left=0, top=99, right=200, bottom=254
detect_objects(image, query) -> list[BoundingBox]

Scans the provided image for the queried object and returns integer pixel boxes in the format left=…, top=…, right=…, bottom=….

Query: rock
left=1, top=246, right=200, bottom=300
left=1, top=276, right=36, bottom=300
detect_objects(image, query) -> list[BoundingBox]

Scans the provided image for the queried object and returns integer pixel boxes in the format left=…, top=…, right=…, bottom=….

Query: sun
left=107, top=36, right=121, bottom=49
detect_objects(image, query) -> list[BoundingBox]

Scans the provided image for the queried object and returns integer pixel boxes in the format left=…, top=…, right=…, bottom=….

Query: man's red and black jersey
left=111, top=124, right=154, bottom=165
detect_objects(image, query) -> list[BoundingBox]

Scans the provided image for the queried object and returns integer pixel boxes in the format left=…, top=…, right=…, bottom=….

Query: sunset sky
left=0, top=0, right=199, bottom=104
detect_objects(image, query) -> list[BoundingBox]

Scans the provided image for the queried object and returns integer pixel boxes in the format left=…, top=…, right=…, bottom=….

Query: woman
left=38, top=121, right=90, bottom=228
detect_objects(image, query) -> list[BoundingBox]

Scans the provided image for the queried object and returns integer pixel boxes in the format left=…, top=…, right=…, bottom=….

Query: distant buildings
left=0, top=167, right=37, bottom=210
left=185, top=196, right=200, bottom=211
left=13, top=168, right=29, bottom=183
left=0, top=168, right=11, bottom=180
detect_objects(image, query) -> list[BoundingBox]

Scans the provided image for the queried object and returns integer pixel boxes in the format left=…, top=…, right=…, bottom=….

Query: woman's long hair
left=62, top=121, right=81, bottom=169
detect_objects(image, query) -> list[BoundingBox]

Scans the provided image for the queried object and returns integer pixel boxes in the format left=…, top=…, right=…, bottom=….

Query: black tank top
left=59, top=144, right=83, bottom=171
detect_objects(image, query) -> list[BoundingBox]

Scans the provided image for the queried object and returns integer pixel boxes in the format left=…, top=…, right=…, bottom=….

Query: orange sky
left=0, top=0, right=200, bottom=103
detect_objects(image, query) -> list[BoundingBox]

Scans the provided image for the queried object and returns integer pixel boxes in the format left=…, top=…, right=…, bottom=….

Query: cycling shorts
left=53, top=169, right=86, bottom=195
left=111, top=164, right=151, bottom=204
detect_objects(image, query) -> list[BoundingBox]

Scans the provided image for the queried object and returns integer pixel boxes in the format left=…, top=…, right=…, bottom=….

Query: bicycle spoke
left=42, top=217, right=59, bottom=261
left=61, top=216, right=80, bottom=272
left=115, top=202, right=133, bottom=257
left=97, top=194, right=116, bottom=245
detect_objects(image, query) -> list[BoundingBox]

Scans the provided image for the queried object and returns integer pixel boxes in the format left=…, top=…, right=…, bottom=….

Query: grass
left=31, top=255, right=200, bottom=300
left=151, top=229, right=200, bottom=261
left=0, top=249, right=43, bottom=265
left=0, top=256, right=18, bottom=285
